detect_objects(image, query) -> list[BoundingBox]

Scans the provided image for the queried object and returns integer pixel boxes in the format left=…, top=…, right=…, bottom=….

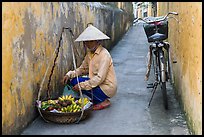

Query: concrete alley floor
left=21, top=24, right=190, bottom=135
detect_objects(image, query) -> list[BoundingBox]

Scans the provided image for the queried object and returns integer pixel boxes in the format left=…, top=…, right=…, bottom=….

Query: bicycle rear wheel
left=158, top=48, right=168, bottom=109
left=161, top=82, right=168, bottom=109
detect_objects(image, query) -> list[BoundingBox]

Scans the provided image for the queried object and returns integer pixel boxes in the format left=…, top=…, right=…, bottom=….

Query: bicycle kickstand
left=148, top=82, right=158, bottom=107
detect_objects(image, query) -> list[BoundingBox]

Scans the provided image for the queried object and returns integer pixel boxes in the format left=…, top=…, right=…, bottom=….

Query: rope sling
left=37, top=27, right=93, bottom=123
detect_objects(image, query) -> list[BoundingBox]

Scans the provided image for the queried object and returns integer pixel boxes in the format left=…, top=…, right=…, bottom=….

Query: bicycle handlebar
left=134, top=12, right=178, bottom=24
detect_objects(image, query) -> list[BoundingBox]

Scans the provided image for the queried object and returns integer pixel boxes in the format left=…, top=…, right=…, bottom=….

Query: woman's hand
left=72, top=84, right=80, bottom=91
left=62, top=71, right=74, bottom=85
left=62, top=75, right=69, bottom=85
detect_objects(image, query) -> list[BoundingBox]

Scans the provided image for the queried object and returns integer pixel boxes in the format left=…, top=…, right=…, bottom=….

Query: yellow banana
left=72, top=105, right=75, bottom=110
left=77, top=108, right=81, bottom=112
left=42, top=102, right=46, bottom=106
left=70, top=108, right=73, bottom=112
left=68, top=95, right=72, bottom=99
left=58, top=97, right=62, bottom=101
left=78, top=99, right=82, bottom=104
left=48, top=100, right=51, bottom=104
left=73, top=109, right=77, bottom=113
left=67, top=106, right=70, bottom=112
left=71, top=101, right=75, bottom=105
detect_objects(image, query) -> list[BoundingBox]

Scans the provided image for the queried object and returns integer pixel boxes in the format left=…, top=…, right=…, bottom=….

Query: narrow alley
left=21, top=24, right=190, bottom=135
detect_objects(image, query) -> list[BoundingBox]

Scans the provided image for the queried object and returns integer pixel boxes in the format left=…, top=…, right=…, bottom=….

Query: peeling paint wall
left=157, top=2, right=202, bottom=135
left=2, top=2, right=133, bottom=135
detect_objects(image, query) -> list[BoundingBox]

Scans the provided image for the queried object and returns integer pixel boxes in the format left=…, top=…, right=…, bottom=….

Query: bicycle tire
left=161, top=82, right=168, bottom=109
left=158, top=49, right=168, bottom=109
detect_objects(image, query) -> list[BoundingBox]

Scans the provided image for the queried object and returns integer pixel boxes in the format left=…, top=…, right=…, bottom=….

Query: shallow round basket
left=39, top=105, right=93, bottom=124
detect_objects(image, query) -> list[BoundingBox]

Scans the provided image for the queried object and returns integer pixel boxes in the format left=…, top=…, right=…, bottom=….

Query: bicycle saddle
left=148, top=32, right=166, bottom=42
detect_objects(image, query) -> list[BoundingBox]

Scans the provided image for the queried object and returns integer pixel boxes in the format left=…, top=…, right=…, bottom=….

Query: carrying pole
left=37, top=27, right=76, bottom=122
left=37, top=27, right=65, bottom=122
left=66, top=28, right=85, bottom=123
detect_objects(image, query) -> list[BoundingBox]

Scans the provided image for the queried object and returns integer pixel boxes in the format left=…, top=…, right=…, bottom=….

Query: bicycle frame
left=148, top=42, right=170, bottom=109
left=151, top=43, right=169, bottom=82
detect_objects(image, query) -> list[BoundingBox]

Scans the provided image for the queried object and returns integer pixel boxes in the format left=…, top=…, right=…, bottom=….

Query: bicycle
left=134, top=12, right=178, bottom=109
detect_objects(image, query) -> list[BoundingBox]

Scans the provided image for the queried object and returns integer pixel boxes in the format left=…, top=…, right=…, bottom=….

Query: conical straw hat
left=75, top=24, right=110, bottom=42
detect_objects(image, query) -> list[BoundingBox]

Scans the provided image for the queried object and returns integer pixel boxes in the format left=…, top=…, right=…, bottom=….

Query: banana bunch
left=60, top=103, right=82, bottom=113
left=58, top=95, right=74, bottom=102
left=78, top=97, right=89, bottom=106
left=47, top=99, right=56, bottom=105
left=41, top=101, right=48, bottom=106
left=41, top=101, right=49, bottom=110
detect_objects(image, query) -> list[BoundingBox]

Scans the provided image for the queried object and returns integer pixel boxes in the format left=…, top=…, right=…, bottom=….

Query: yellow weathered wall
left=2, top=2, right=133, bottom=135
left=157, top=2, right=169, bottom=16
left=147, top=3, right=153, bottom=17
left=137, top=8, right=142, bottom=18
left=137, top=2, right=153, bottom=18
left=157, top=2, right=202, bottom=135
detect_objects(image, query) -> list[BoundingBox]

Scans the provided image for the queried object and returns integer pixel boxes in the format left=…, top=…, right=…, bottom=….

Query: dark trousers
left=70, top=77, right=109, bottom=105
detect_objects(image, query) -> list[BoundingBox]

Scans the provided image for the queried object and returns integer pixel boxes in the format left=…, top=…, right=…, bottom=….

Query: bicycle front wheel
left=161, top=82, right=168, bottom=109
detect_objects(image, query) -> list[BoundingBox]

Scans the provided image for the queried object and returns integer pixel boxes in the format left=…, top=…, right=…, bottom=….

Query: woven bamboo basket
left=39, top=102, right=93, bottom=124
